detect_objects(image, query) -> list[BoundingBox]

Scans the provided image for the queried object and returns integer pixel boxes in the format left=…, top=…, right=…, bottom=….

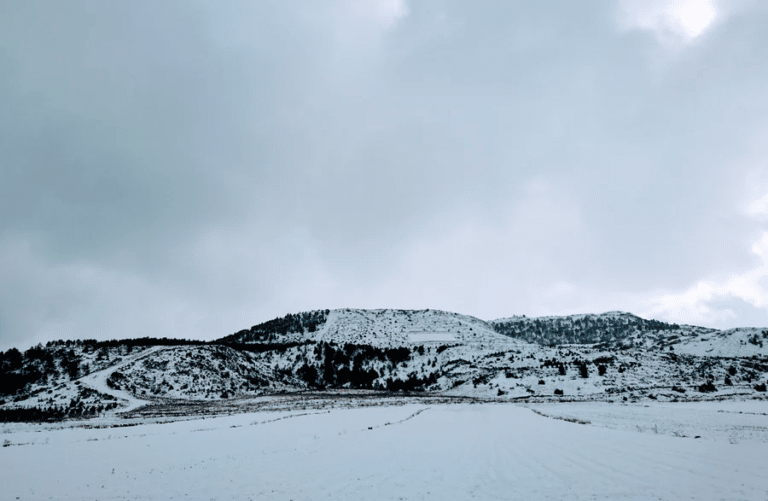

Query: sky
left=2, top=0, right=768, bottom=350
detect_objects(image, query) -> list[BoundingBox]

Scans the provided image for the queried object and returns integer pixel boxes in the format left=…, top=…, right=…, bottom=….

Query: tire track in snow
left=366, top=406, right=430, bottom=431
left=248, top=410, right=331, bottom=427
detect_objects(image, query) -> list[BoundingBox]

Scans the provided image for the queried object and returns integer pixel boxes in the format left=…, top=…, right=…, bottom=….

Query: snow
left=108, top=345, right=294, bottom=401
left=314, top=308, right=517, bottom=346
left=3, top=309, right=767, bottom=499
left=528, top=400, right=768, bottom=443
left=2, top=402, right=767, bottom=500
left=408, top=331, right=457, bottom=343
left=79, top=346, right=164, bottom=412
left=675, top=327, right=768, bottom=357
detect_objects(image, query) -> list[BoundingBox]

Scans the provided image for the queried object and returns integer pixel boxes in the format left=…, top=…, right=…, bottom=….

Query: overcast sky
left=2, top=0, right=768, bottom=350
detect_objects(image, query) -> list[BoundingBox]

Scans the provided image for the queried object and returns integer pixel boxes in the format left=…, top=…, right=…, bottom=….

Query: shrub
left=106, top=371, right=126, bottom=390
left=698, top=381, right=716, bottom=393
left=297, top=364, right=319, bottom=387
left=386, top=347, right=411, bottom=364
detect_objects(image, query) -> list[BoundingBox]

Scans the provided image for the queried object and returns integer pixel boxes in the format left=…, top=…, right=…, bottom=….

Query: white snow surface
left=311, top=308, right=519, bottom=347
left=2, top=402, right=767, bottom=500
left=675, top=327, right=768, bottom=357
left=528, top=400, right=768, bottom=444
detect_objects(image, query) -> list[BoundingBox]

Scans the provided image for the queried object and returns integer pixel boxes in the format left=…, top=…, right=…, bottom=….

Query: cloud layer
left=619, top=0, right=719, bottom=42
left=2, top=0, right=768, bottom=349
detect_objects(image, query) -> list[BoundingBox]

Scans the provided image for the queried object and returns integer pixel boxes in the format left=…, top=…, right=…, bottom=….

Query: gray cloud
left=2, top=0, right=768, bottom=350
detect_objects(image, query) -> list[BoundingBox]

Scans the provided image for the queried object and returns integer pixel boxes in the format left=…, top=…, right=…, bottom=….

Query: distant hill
left=1, top=309, right=766, bottom=422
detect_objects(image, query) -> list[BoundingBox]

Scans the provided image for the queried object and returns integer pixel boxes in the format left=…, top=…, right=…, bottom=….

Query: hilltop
left=220, top=308, right=515, bottom=346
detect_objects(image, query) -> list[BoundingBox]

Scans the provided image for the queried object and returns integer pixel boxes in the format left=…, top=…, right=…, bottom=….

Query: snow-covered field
left=3, top=309, right=767, bottom=499
left=527, top=400, right=768, bottom=444
left=2, top=402, right=767, bottom=500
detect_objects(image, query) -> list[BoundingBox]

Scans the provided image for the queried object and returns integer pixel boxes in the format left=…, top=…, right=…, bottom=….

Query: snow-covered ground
left=2, top=402, right=767, bottom=500
left=528, top=400, right=768, bottom=444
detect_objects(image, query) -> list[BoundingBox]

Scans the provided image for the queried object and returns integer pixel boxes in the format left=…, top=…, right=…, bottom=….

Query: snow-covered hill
left=221, top=308, right=518, bottom=347
left=1, top=309, right=767, bottom=422
left=105, top=345, right=300, bottom=400
left=318, top=308, right=517, bottom=346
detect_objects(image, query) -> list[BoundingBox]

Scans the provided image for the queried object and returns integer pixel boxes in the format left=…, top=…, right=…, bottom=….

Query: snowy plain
left=3, top=308, right=768, bottom=499
left=2, top=401, right=767, bottom=500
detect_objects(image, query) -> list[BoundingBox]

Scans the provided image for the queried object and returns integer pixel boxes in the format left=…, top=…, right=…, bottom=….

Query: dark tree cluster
left=384, top=373, right=437, bottom=392
left=290, top=342, right=433, bottom=390
left=747, top=332, right=767, bottom=347
left=539, top=357, right=568, bottom=376
left=46, top=337, right=207, bottom=349
left=1, top=336, right=209, bottom=398
left=219, top=310, right=330, bottom=343
left=107, top=370, right=127, bottom=390
left=227, top=341, right=314, bottom=353
left=0, top=346, right=55, bottom=396
left=491, top=314, right=681, bottom=346
left=0, top=402, right=120, bottom=423
left=315, top=342, right=388, bottom=389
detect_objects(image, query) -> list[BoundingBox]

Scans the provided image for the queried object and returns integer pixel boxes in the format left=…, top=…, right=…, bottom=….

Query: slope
left=220, top=308, right=519, bottom=347
left=674, top=327, right=768, bottom=357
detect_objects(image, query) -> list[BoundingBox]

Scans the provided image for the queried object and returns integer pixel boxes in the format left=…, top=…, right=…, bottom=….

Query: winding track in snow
left=79, top=346, right=166, bottom=413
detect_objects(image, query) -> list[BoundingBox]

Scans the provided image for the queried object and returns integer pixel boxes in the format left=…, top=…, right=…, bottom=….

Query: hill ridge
left=2, top=308, right=767, bottom=422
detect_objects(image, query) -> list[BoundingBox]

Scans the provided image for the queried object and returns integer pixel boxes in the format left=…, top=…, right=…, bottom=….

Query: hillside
left=1, top=309, right=766, bottom=422
left=673, top=327, right=768, bottom=357
left=220, top=308, right=516, bottom=347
